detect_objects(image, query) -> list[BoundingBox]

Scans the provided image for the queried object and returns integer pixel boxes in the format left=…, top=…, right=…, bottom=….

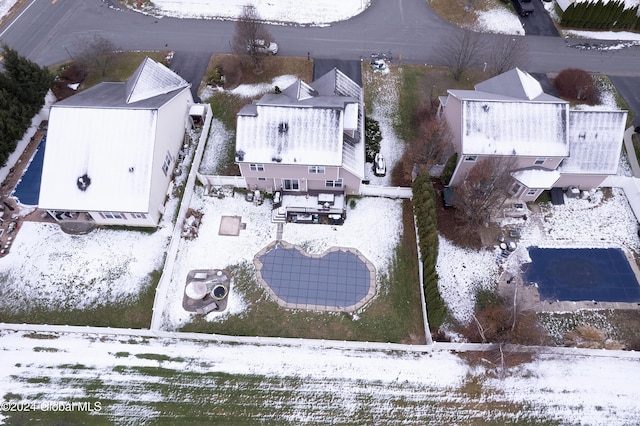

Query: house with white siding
left=235, top=68, right=365, bottom=223
left=439, top=68, right=627, bottom=203
left=38, top=57, right=195, bottom=227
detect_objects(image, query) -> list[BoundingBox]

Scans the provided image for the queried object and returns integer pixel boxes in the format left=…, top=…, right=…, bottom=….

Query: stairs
left=271, top=207, right=286, bottom=223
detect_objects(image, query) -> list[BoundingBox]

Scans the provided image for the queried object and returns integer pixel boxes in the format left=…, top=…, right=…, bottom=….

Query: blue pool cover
left=12, top=136, right=46, bottom=206
left=258, top=246, right=371, bottom=307
left=524, top=247, right=640, bottom=302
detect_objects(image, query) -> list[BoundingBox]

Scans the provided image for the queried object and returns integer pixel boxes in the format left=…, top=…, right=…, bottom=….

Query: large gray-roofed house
left=440, top=67, right=627, bottom=203
left=234, top=68, right=364, bottom=224
left=39, top=57, right=195, bottom=227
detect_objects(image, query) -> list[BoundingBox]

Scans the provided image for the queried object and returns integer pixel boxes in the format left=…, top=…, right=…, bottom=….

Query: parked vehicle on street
left=513, top=0, right=534, bottom=16
left=248, top=39, right=278, bottom=55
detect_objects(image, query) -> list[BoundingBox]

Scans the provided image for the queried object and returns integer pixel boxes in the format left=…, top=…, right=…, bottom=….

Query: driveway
left=514, top=0, right=560, bottom=36
left=168, top=51, right=211, bottom=102
left=609, top=76, right=640, bottom=129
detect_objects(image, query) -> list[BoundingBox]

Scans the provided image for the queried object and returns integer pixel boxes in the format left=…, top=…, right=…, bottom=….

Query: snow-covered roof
left=512, top=167, right=561, bottom=188
left=39, top=107, right=156, bottom=212
left=236, top=105, right=343, bottom=165
left=475, top=68, right=545, bottom=101
left=559, top=110, right=628, bottom=174
left=236, top=68, right=364, bottom=174
left=125, top=57, right=189, bottom=104
left=39, top=57, right=191, bottom=213
left=461, top=100, right=570, bottom=157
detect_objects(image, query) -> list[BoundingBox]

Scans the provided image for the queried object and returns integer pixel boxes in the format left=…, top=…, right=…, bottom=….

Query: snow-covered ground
left=126, top=0, right=370, bottom=25
left=160, top=107, right=404, bottom=329
left=1, top=328, right=639, bottom=425
left=363, top=68, right=405, bottom=186
left=1, top=2, right=640, bottom=424
left=0, top=0, right=16, bottom=23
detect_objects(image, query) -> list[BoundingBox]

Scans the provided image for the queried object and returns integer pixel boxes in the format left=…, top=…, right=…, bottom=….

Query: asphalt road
left=0, top=0, right=639, bottom=76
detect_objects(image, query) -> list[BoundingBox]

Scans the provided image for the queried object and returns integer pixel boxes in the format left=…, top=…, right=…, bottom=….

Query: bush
left=412, top=173, right=447, bottom=330
left=554, top=68, right=599, bottom=104
left=441, top=153, right=458, bottom=186
left=364, top=116, right=382, bottom=163
left=0, top=45, right=53, bottom=166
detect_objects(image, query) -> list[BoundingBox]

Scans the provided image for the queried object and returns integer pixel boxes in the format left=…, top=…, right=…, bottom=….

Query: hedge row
left=560, top=0, right=640, bottom=31
left=0, top=46, right=54, bottom=166
left=412, top=173, right=447, bottom=330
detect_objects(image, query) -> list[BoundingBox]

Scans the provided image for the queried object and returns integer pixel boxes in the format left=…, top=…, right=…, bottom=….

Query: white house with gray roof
left=235, top=68, right=364, bottom=223
left=39, top=57, right=195, bottom=227
left=439, top=68, right=627, bottom=202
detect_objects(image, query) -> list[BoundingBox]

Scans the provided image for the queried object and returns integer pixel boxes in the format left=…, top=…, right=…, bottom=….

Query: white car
left=374, top=153, right=386, bottom=177
left=249, top=39, right=278, bottom=55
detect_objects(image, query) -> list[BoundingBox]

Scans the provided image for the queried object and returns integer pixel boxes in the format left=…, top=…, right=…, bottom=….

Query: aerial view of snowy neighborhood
left=1, top=0, right=640, bottom=423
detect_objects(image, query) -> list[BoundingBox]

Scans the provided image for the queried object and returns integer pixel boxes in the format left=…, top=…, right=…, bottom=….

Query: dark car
left=513, top=0, right=535, bottom=16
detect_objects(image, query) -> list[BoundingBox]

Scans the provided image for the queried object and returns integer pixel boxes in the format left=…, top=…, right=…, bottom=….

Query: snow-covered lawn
left=159, top=183, right=403, bottom=330
left=0, top=0, right=16, bottom=23
left=363, top=68, right=405, bottom=186
left=127, top=0, right=370, bottom=25
left=0, top=222, right=170, bottom=311
left=1, top=328, right=640, bottom=425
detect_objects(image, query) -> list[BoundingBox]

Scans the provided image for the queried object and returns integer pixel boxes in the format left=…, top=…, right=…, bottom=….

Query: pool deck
left=499, top=245, right=640, bottom=312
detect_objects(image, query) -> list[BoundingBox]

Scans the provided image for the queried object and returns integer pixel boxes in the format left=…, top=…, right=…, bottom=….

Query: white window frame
left=534, top=157, right=546, bottom=165
left=308, top=166, right=325, bottom=174
left=325, top=179, right=343, bottom=188
left=282, top=179, right=300, bottom=191
left=162, top=151, right=172, bottom=176
left=102, top=212, right=125, bottom=220
left=130, top=213, right=146, bottom=219
left=249, top=164, right=265, bottom=172
left=464, top=155, right=477, bottom=162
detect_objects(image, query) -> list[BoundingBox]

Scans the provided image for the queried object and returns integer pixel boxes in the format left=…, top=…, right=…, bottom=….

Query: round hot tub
left=211, top=284, right=228, bottom=300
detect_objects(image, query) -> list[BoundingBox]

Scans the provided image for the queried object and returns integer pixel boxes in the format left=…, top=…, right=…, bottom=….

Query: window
left=325, top=179, right=343, bottom=188
left=509, top=182, right=523, bottom=196
left=534, top=157, right=546, bottom=165
left=257, top=177, right=266, bottom=181
left=131, top=213, right=146, bottom=219
left=308, top=166, right=325, bottom=174
left=162, top=151, right=172, bottom=176
left=249, top=164, right=265, bottom=172
left=464, top=156, right=477, bottom=162
left=282, top=179, right=300, bottom=190
left=101, top=212, right=126, bottom=220
left=526, top=189, right=539, bottom=196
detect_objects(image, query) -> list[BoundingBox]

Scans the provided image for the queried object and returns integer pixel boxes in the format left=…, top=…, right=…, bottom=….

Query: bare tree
left=486, top=37, right=528, bottom=77
left=437, top=30, right=485, bottom=81
left=73, top=34, right=118, bottom=77
left=452, top=156, right=516, bottom=229
left=231, top=5, right=273, bottom=74
left=410, top=102, right=454, bottom=168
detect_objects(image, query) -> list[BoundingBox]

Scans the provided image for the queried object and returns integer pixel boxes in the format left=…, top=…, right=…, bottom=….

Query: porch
left=272, top=190, right=346, bottom=225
